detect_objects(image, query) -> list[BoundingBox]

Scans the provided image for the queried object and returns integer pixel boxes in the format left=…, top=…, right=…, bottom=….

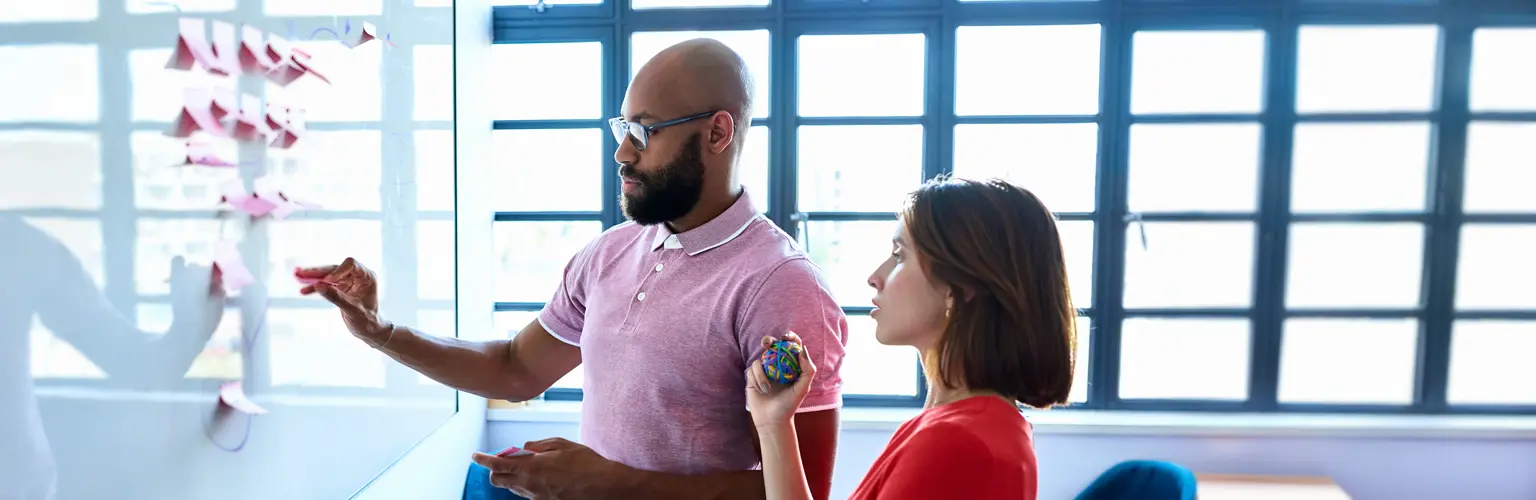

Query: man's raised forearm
left=368, top=323, right=523, bottom=399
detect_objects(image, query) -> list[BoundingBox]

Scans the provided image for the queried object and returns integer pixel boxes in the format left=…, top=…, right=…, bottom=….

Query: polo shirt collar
left=649, top=189, right=759, bottom=256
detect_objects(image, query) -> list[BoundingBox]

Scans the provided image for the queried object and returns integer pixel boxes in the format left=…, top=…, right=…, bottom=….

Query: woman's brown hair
left=901, top=176, right=1077, bottom=409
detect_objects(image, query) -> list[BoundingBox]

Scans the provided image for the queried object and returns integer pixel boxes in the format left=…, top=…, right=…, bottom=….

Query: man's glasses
left=607, top=111, right=715, bottom=151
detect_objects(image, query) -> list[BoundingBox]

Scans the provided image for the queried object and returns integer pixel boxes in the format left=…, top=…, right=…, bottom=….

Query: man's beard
left=620, top=133, right=706, bottom=226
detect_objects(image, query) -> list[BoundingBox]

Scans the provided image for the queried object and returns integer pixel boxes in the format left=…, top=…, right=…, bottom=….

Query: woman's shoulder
left=902, top=397, right=1035, bottom=460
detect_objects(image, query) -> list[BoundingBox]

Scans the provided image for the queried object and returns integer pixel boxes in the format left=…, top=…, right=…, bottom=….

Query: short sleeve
left=738, top=258, right=848, bottom=412
left=876, top=425, right=1021, bottom=500
left=538, top=238, right=599, bottom=347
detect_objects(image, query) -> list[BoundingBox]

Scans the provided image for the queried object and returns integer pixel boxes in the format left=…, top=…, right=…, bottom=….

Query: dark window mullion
left=1088, top=9, right=1130, bottom=410
left=604, top=9, right=628, bottom=230
left=1247, top=9, right=1299, bottom=413
left=1417, top=19, right=1475, bottom=414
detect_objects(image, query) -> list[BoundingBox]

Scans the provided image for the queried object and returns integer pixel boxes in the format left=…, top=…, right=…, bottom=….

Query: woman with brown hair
left=746, top=176, right=1078, bottom=500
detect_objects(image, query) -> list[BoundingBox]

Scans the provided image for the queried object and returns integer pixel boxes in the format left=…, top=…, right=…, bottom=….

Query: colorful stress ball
left=761, top=339, right=804, bottom=385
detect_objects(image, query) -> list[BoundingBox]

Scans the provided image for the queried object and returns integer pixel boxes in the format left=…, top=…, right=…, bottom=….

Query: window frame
left=493, top=0, right=1536, bottom=414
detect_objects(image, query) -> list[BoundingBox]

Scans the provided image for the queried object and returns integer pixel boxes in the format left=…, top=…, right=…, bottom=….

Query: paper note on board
left=266, top=107, right=304, bottom=149
left=255, top=175, right=313, bottom=220
left=231, top=93, right=271, bottom=142
left=262, top=35, right=308, bottom=86
left=184, top=141, right=236, bottom=167
left=168, top=88, right=229, bottom=138
left=220, top=179, right=279, bottom=218
left=290, top=48, right=330, bottom=84
left=212, top=241, right=255, bottom=293
left=348, top=21, right=380, bottom=48
left=168, top=18, right=239, bottom=76
left=219, top=381, right=268, bottom=415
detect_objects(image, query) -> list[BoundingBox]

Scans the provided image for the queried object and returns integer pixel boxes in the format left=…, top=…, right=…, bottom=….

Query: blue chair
left=1075, top=460, right=1198, bottom=500
left=463, top=463, right=527, bottom=500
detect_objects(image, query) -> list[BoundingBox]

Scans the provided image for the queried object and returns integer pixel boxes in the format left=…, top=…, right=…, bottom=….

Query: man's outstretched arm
left=298, top=259, right=581, bottom=401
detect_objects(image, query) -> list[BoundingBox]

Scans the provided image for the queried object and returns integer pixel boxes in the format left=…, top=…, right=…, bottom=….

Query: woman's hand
left=745, top=332, right=818, bottom=431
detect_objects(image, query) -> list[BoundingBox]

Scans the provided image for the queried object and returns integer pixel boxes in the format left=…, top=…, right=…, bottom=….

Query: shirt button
left=637, top=292, right=647, bottom=302
left=654, top=263, right=664, bottom=272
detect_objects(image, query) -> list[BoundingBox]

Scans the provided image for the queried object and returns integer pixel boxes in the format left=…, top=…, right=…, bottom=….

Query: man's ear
left=708, top=111, right=735, bottom=155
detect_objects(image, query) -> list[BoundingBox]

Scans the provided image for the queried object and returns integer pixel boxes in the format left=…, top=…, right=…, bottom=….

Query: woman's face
left=867, top=221, right=951, bottom=350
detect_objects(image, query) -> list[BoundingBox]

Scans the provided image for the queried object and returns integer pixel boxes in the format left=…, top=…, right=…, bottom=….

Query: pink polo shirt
left=538, top=190, right=848, bottom=475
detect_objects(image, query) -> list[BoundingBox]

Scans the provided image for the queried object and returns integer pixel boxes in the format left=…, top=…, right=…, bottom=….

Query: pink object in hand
left=496, top=445, right=534, bottom=457
left=293, top=267, right=336, bottom=286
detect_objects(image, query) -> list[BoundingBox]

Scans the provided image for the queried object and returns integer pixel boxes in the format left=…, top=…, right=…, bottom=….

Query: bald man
left=297, top=39, right=847, bottom=500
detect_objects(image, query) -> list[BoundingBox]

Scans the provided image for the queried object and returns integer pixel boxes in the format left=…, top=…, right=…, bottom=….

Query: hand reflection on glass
left=1, top=214, right=227, bottom=500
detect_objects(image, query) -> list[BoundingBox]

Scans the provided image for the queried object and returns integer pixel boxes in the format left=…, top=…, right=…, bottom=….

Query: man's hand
left=295, top=257, right=392, bottom=346
left=471, top=438, right=632, bottom=500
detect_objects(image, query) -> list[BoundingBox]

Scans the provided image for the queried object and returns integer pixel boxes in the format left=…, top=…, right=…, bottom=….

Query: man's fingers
left=488, top=474, right=533, bottom=498
left=315, top=282, right=366, bottom=314
left=488, top=472, right=519, bottom=490
left=294, top=264, right=339, bottom=279
left=784, top=331, right=803, bottom=344
left=523, top=437, right=574, bottom=453
left=471, top=452, right=519, bottom=473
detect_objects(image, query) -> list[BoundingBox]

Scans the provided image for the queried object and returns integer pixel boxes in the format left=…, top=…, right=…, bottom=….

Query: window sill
left=486, top=401, right=1536, bottom=440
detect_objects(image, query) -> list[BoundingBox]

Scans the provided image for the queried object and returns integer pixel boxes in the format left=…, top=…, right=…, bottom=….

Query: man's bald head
left=627, top=38, right=754, bottom=133
left=615, top=39, right=755, bottom=230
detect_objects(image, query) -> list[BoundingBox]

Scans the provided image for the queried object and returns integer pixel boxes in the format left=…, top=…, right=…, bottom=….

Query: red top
left=848, top=396, right=1038, bottom=500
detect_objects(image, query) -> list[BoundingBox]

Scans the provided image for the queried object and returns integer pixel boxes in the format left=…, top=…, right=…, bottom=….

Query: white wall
left=487, top=414, right=1536, bottom=500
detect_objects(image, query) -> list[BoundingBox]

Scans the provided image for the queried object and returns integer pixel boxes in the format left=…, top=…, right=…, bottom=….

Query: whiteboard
left=0, top=1, right=462, bottom=499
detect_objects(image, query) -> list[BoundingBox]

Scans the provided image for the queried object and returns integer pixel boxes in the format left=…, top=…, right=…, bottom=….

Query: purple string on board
left=204, top=298, right=272, bottom=453
left=143, top=1, right=184, bottom=13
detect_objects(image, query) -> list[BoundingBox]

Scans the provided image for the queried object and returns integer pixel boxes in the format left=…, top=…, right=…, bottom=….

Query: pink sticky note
left=219, top=381, right=268, bottom=415
left=263, top=36, right=307, bottom=87
left=256, top=177, right=309, bottom=220
left=185, top=141, right=236, bottom=167
left=212, top=241, right=255, bottom=292
left=220, top=180, right=279, bottom=217
left=232, top=93, right=271, bottom=143
left=167, top=18, right=211, bottom=71
left=289, top=48, right=331, bottom=85
left=350, top=21, right=380, bottom=48
left=169, top=88, right=228, bottom=138
left=270, top=201, right=301, bottom=220
left=294, top=267, right=336, bottom=286
left=496, top=445, right=535, bottom=458
left=239, top=25, right=279, bottom=74
left=169, top=18, right=238, bottom=75
left=208, top=21, right=241, bottom=77
left=267, top=107, right=303, bottom=149
left=210, top=88, right=239, bottom=121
